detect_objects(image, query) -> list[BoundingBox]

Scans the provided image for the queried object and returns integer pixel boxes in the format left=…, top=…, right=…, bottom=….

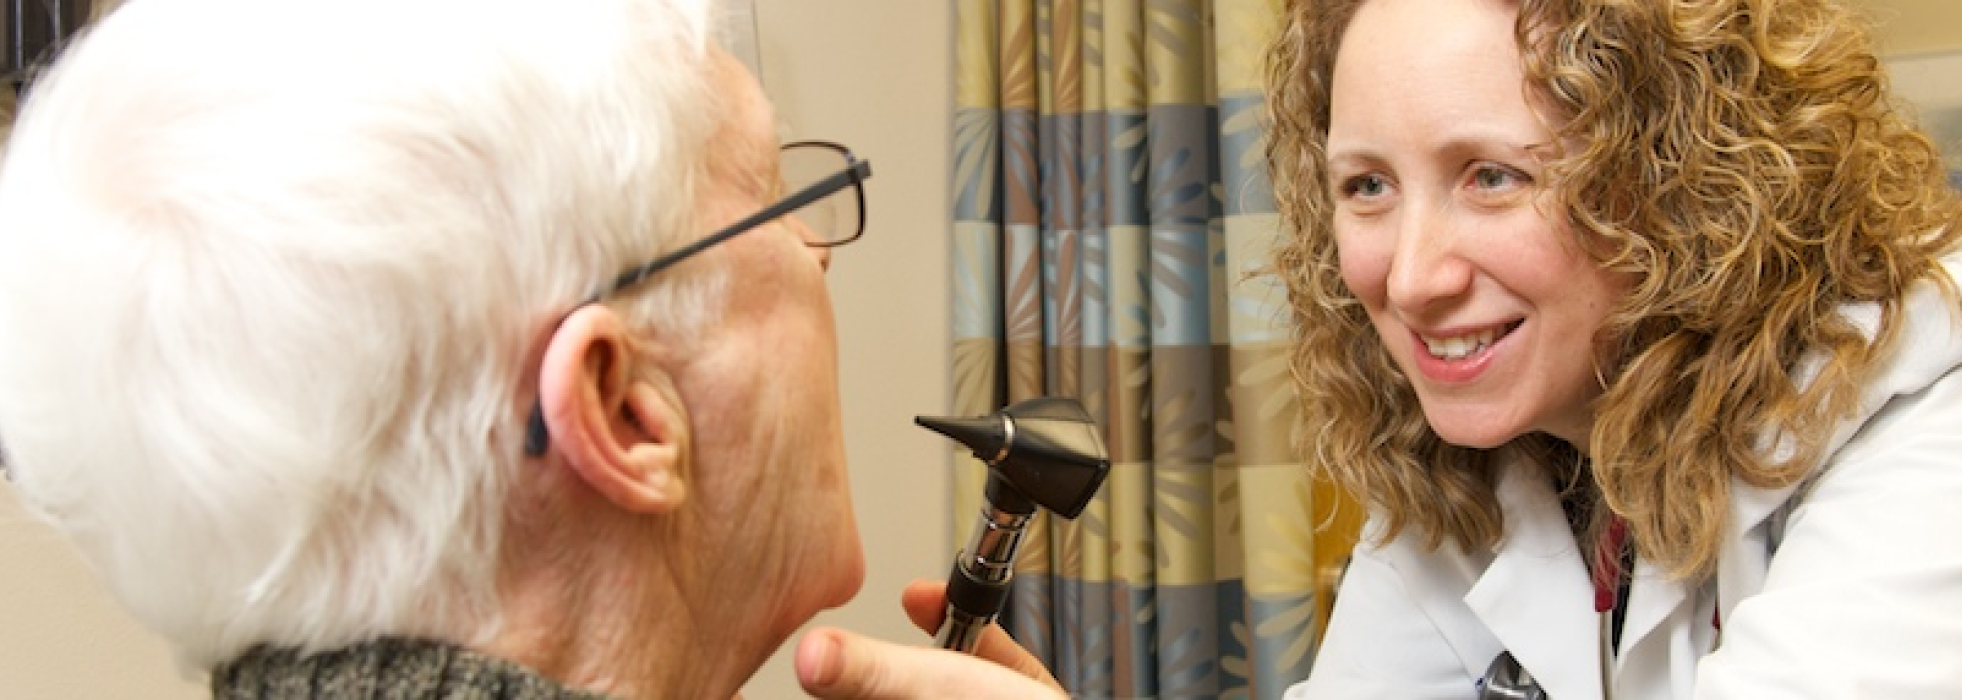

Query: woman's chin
left=1421, top=410, right=1520, bottom=450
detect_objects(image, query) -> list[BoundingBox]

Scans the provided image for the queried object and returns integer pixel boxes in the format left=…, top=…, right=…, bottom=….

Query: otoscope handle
left=936, top=556, right=1011, bottom=651
left=936, top=501, right=1033, bottom=652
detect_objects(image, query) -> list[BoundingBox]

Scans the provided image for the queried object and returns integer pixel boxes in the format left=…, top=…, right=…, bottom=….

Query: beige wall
left=0, top=490, right=202, bottom=698
left=3, top=1, right=1956, bottom=698
left=1859, top=0, right=1962, bottom=55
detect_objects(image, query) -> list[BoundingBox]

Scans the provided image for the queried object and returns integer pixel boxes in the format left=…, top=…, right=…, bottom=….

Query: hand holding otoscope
left=914, top=396, right=1111, bottom=653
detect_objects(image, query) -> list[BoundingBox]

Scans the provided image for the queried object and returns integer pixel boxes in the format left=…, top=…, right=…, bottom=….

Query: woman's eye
left=1339, top=174, right=1389, bottom=199
left=1470, top=165, right=1525, bottom=191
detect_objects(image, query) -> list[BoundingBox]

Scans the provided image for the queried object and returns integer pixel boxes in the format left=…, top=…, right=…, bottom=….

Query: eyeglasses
left=591, top=140, right=872, bottom=303
left=523, top=140, right=873, bottom=456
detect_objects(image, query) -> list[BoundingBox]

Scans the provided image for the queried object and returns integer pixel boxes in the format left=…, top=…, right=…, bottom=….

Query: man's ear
left=537, top=305, right=688, bottom=514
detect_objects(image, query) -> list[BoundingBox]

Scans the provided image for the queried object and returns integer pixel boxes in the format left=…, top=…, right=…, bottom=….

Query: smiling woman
left=1318, top=0, right=1627, bottom=453
left=1267, top=0, right=1962, bottom=697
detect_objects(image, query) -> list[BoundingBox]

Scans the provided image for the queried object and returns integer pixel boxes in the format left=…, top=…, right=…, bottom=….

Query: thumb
left=794, top=627, right=1063, bottom=700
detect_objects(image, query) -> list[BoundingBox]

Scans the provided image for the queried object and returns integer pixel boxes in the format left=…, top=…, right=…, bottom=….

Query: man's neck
left=480, top=509, right=771, bottom=699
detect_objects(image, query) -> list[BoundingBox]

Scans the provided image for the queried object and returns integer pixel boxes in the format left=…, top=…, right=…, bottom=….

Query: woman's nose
left=1384, top=204, right=1472, bottom=314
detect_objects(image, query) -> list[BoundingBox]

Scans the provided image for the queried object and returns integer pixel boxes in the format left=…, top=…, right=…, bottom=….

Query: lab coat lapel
left=1465, top=460, right=1604, bottom=700
left=1613, top=557, right=1688, bottom=669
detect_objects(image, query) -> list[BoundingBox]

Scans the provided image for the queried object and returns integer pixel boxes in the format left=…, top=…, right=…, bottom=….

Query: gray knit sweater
left=212, top=637, right=614, bottom=699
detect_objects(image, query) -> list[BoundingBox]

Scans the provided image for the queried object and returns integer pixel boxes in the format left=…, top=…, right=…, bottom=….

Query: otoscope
left=915, top=396, right=1111, bottom=653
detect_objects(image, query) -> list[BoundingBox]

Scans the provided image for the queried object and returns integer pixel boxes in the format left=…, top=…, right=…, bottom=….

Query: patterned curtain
left=948, top=1, right=1363, bottom=698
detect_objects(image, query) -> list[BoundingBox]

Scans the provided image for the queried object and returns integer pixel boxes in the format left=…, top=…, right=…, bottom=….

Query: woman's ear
left=537, top=305, right=688, bottom=513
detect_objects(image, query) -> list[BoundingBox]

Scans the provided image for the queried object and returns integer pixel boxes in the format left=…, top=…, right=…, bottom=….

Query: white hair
left=0, top=0, right=727, bottom=669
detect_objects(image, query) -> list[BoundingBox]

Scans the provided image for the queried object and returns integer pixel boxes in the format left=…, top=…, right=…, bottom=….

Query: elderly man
left=0, top=0, right=870, bottom=696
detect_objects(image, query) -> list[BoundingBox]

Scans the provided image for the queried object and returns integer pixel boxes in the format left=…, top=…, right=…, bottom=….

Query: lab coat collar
left=1464, top=458, right=1605, bottom=700
left=1721, top=253, right=1962, bottom=623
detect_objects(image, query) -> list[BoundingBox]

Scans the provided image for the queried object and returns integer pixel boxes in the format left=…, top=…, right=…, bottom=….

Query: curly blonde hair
left=1266, top=0, right=1962, bottom=578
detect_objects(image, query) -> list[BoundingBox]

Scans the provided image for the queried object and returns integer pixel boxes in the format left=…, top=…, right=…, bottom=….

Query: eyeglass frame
left=594, top=140, right=871, bottom=305
left=522, top=139, right=873, bottom=456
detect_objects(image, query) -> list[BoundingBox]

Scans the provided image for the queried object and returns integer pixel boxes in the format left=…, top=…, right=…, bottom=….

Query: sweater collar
left=213, top=637, right=612, bottom=700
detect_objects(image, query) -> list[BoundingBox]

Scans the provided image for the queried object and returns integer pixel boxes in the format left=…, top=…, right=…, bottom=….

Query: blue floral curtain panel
left=948, top=1, right=1364, bottom=697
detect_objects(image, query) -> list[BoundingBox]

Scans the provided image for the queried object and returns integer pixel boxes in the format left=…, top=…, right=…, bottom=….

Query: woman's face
left=1323, top=0, right=1627, bottom=451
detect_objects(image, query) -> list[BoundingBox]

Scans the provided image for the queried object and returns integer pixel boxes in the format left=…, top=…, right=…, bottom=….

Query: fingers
left=893, top=579, right=1062, bottom=690
left=794, top=627, right=1065, bottom=700
left=794, top=628, right=890, bottom=698
left=898, top=580, right=948, bottom=634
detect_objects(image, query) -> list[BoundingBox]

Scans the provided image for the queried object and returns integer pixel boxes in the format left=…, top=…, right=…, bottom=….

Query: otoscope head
left=916, top=396, right=1111, bottom=519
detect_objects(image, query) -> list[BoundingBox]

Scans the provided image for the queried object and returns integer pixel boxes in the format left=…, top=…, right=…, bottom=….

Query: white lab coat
left=1288, top=255, right=1962, bottom=700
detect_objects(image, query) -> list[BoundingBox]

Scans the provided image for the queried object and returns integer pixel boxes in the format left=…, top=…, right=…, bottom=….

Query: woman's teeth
left=1422, top=327, right=1501, bottom=360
